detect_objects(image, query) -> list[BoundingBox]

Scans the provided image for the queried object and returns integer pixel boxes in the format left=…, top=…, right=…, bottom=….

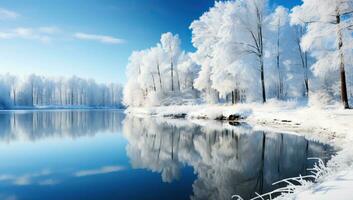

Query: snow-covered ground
left=126, top=100, right=353, bottom=200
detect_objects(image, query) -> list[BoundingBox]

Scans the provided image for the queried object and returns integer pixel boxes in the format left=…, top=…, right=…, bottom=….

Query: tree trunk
left=276, top=19, right=282, bottom=99
left=111, top=87, right=114, bottom=106
left=235, top=89, right=240, bottom=103
left=171, top=60, right=174, bottom=91
left=13, top=88, right=16, bottom=106
left=260, top=61, right=266, bottom=103
left=176, top=69, right=181, bottom=91
left=157, top=62, right=163, bottom=90
left=151, top=73, right=156, bottom=92
left=304, top=52, right=309, bottom=96
left=71, top=90, right=74, bottom=105
left=296, top=27, right=309, bottom=97
left=31, top=84, right=34, bottom=106
left=337, top=14, right=350, bottom=109
left=232, top=91, right=235, bottom=104
left=258, top=7, right=266, bottom=103
left=59, top=86, right=61, bottom=105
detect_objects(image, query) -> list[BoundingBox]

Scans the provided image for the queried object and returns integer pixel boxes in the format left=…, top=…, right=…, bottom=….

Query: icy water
left=0, top=110, right=335, bottom=200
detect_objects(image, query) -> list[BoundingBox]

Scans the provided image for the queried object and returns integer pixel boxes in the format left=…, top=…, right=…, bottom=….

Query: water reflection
left=0, top=111, right=334, bottom=200
left=123, top=116, right=334, bottom=200
left=0, top=110, right=124, bottom=142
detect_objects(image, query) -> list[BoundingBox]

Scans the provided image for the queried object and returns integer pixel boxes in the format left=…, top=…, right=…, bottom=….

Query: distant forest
left=0, top=74, right=123, bottom=109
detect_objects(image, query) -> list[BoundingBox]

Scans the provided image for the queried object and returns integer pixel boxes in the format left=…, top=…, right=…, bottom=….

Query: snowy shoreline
left=126, top=100, right=353, bottom=200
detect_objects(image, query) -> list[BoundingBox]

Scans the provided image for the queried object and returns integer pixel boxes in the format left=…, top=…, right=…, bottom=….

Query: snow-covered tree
left=123, top=33, right=200, bottom=107
left=190, top=1, right=256, bottom=103
left=0, top=74, right=14, bottom=108
left=236, top=0, right=268, bottom=103
left=266, top=6, right=308, bottom=98
left=160, top=32, right=182, bottom=91
left=190, top=0, right=305, bottom=104
left=123, top=0, right=352, bottom=107
left=293, top=25, right=311, bottom=97
left=0, top=74, right=123, bottom=109
left=123, top=50, right=152, bottom=107
left=291, top=0, right=353, bottom=108
left=177, top=52, right=199, bottom=91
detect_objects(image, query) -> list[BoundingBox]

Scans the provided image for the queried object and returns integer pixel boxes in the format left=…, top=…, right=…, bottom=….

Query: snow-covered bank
left=126, top=100, right=352, bottom=137
left=126, top=104, right=253, bottom=120
left=126, top=100, right=353, bottom=200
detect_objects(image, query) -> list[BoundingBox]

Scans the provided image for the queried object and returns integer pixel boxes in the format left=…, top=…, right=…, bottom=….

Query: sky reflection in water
left=0, top=110, right=334, bottom=200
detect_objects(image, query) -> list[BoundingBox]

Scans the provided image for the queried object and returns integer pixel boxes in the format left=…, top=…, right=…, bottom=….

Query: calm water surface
left=0, top=110, right=334, bottom=200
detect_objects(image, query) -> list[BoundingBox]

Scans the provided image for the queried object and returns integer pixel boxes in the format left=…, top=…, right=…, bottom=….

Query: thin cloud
left=74, top=165, right=125, bottom=177
left=14, top=27, right=34, bottom=38
left=0, top=169, right=52, bottom=186
left=0, top=27, right=124, bottom=45
left=38, top=26, right=61, bottom=34
left=38, top=179, right=59, bottom=186
left=74, top=32, right=125, bottom=44
left=0, top=8, right=19, bottom=20
left=13, top=176, right=30, bottom=186
left=0, top=27, right=58, bottom=43
left=0, top=174, right=14, bottom=181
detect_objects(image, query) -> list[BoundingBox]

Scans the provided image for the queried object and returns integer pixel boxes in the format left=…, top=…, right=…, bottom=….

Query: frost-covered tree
left=160, top=32, right=182, bottom=91
left=148, top=46, right=166, bottom=90
left=291, top=0, right=353, bottom=108
left=266, top=6, right=308, bottom=98
left=0, top=74, right=123, bottom=109
left=237, top=0, right=268, bottom=103
left=123, top=33, right=200, bottom=107
left=190, top=1, right=259, bottom=103
left=124, top=0, right=345, bottom=107
left=123, top=50, right=147, bottom=107
left=190, top=0, right=305, bottom=104
left=177, top=52, right=199, bottom=91
left=0, top=74, right=14, bottom=108
left=268, top=6, right=289, bottom=99
left=294, top=25, right=310, bottom=97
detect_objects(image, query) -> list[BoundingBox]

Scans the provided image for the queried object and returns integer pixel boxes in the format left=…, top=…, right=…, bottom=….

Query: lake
left=0, top=110, right=335, bottom=200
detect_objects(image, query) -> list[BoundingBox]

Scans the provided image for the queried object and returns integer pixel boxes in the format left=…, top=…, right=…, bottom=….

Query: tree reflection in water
left=0, top=111, right=334, bottom=200
left=123, top=116, right=334, bottom=200
left=0, top=110, right=124, bottom=142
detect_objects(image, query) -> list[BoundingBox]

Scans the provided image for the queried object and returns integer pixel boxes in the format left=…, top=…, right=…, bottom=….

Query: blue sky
left=0, top=0, right=301, bottom=84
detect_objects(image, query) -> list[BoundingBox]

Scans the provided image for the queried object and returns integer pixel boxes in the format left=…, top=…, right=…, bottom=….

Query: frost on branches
left=123, top=0, right=353, bottom=109
left=290, top=0, right=353, bottom=109
left=123, top=32, right=200, bottom=107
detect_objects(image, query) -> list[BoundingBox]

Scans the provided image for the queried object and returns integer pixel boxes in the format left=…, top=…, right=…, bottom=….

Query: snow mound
left=127, top=104, right=252, bottom=120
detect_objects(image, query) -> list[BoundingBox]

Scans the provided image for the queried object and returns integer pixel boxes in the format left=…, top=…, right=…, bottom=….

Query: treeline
left=0, top=74, right=123, bottom=109
left=124, top=0, right=353, bottom=108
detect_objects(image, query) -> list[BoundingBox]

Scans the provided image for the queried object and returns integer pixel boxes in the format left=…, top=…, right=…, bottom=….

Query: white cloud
left=74, top=165, right=125, bottom=177
left=0, top=169, right=52, bottom=186
left=38, top=179, right=59, bottom=186
left=74, top=32, right=125, bottom=44
left=14, top=27, right=34, bottom=38
left=0, top=8, right=19, bottom=20
left=0, top=27, right=58, bottom=43
left=38, top=26, right=60, bottom=34
left=0, top=27, right=124, bottom=45
left=0, top=174, right=14, bottom=181
left=13, top=176, right=31, bottom=186
left=0, top=32, right=13, bottom=39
